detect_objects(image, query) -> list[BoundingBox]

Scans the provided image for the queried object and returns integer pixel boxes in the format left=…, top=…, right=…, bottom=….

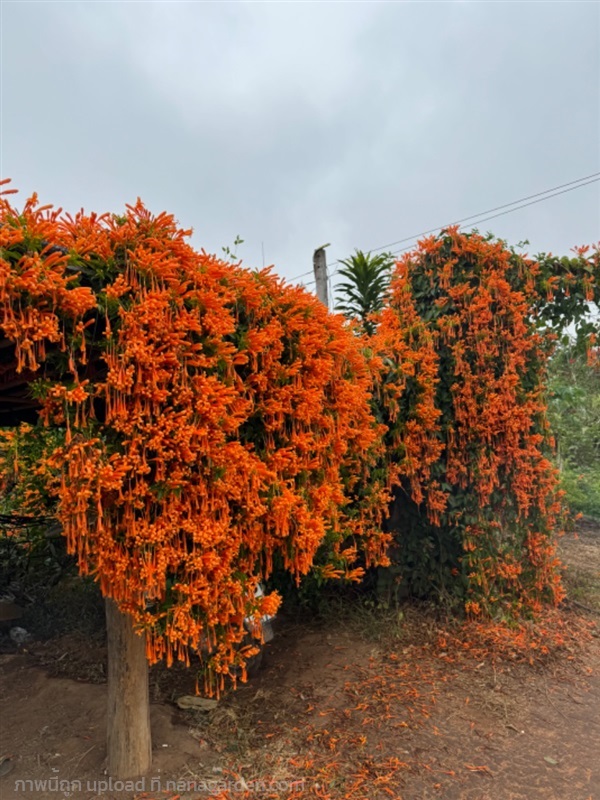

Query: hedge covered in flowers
left=374, top=229, right=598, bottom=619
left=2, top=181, right=597, bottom=683
left=0, top=185, right=396, bottom=692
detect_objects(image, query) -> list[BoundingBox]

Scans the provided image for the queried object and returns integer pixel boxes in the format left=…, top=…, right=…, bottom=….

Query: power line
left=326, top=176, right=599, bottom=283
left=290, top=269, right=314, bottom=280
left=367, top=172, right=600, bottom=255
left=289, top=171, right=600, bottom=286
left=386, top=177, right=599, bottom=256
left=289, top=260, right=341, bottom=283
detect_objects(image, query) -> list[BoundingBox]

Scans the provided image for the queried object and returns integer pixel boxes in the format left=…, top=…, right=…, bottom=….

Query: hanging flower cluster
left=0, top=184, right=391, bottom=691
left=376, top=229, right=569, bottom=617
left=2, top=176, right=589, bottom=663
left=369, top=277, right=445, bottom=518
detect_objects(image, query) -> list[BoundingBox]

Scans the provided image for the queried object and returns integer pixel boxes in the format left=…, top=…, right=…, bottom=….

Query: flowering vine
left=0, top=184, right=391, bottom=692
left=376, top=229, right=575, bottom=617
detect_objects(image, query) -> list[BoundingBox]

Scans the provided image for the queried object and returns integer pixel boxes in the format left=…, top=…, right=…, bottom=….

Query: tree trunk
left=105, top=598, right=152, bottom=778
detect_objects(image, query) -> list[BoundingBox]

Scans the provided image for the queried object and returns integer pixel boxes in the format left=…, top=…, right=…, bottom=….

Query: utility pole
left=313, top=244, right=330, bottom=308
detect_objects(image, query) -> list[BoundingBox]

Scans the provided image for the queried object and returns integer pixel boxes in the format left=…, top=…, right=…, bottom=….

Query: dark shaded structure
left=0, top=342, right=40, bottom=426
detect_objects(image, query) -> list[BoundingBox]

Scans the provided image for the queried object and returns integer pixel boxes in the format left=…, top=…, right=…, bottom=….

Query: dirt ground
left=0, top=521, right=599, bottom=800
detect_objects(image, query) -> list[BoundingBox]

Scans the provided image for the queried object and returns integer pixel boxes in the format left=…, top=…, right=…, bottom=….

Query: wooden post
left=105, top=598, right=152, bottom=778
left=313, top=244, right=330, bottom=308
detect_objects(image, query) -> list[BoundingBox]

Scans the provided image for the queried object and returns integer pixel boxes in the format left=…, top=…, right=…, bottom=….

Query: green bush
left=547, top=343, right=600, bottom=519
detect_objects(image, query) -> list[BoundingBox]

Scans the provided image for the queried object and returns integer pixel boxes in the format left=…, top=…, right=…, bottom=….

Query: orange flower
left=0, top=186, right=391, bottom=691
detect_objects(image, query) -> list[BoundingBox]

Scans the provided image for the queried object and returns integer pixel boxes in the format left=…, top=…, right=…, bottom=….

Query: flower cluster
left=1, top=186, right=390, bottom=692
left=377, top=229, right=568, bottom=617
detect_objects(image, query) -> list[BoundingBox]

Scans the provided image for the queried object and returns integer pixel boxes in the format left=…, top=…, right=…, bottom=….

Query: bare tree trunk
left=105, top=598, right=152, bottom=778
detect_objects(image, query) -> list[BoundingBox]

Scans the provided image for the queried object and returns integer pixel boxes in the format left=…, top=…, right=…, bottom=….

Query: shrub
left=0, top=186, right=392, bottom=691
left=374, top=229, right=569, bottom=618
left=547, top=342, right=600, bottom=519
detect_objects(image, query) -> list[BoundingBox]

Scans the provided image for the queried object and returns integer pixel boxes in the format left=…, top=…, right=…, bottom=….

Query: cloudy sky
left=2, top=1, right=599, bottom=295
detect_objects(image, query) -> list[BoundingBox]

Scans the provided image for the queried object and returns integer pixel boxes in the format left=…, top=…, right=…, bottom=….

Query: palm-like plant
left=335, top=250, right=393, bottom=334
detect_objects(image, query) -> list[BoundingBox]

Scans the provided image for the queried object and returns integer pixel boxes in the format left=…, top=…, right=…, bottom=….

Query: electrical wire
left=386, top=177, right=600, bottom=255
left=367, top=172, right=600, bottom=254
left=288, top=171, right=600, bottom=284
left=290, top=269, right=314, bottom=280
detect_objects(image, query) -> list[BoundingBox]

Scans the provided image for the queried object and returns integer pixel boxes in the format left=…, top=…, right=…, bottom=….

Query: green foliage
left=335, top=250, right=393, bottom=334
left=0, top=425, right=76, bottom=604
left=547, top=341, right=600, bottom=519
left=376, top=490, right=466, bottom=610
left=222, top=234, right=244, bottom=262
left=558, top=468, right=600, bottom=520
left=0, top=424, right=65, bottom=515
left=0, top=522, right=74, bottom=603
left=532, top=247, right=599, bottom=345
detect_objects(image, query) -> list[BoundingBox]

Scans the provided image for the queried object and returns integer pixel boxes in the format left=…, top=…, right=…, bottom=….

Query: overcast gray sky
left=2, top=1, right=599, bottom=294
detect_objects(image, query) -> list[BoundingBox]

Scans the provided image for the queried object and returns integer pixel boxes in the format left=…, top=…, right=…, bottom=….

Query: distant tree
left=547, top=339, right=600, bottom=519
left=335, top=250, right=393, bottom=334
